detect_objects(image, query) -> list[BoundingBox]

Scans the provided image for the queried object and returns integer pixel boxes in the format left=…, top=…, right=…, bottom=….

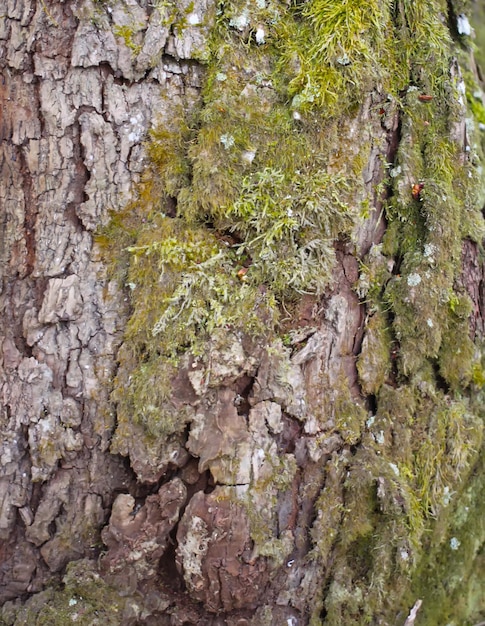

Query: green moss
left=413, top=398, right=480, bottom=518
left=439, top=314, right=475, bottom=390
left=221, top=167, right=355, bottom=296
left=113, top=24, right=143, bottom=54
left=277, top=0, right=401, bottom=114
left=147, top=120, right=193, bottom=200
left=312, top=370, right=483, bottom=624
left=381, top=76, right=484, bottom=376
left=357, top=244, right=393, bottom=302
left=471, top=359, right=485, bottom=387
left=334, top=392, right=367, bottom=446
left=0, top=561, right=125, bottom=626
left=404, top=448, right=485, bottom=625
left=100, top=2, right=485, bottom=623
left=110, top=215, right=277, bottom=438
left=318, top=446, right=417, bottom=625
left=472, top=0, right=485, bottom=70
left=465, top=71, right=485, bottom=125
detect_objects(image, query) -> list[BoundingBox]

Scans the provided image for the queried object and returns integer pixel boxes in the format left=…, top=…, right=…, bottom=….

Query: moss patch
left=0, top=561, right=125, bottom=626
left=102, top=0, right=485, bottom=624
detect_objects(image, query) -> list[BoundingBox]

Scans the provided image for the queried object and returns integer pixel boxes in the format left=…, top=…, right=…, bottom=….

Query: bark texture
left=0, top=0, right=484, bottom=625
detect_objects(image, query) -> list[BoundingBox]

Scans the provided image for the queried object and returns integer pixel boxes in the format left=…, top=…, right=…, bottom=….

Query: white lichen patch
left=423, top=243, right=436, bottom=258
left=242, top=149, right=256, bottom=163
left=187, top=13, right=200, bottom=25
left=389, top=462, right=400, bottom=476
left=407, top=273, right=422, bottom=287
left=178, top=516, right=210, bottom=579
left=229, top=10, right=249, bottom=31
left=336, top=53, right=350, bottom=66
left=255, top=27, right=265, bottom=44
left=442, top=486, right=453, bottom=506
left=220, top=134, right=235, bottom=149
left=374, top=430, right=385, bottom=445
left=450, top=536, right=461, bottom=550
left=456, top=14, right=471, bottom=36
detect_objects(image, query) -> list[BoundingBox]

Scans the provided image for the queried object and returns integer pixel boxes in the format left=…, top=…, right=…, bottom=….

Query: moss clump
left=111, top=215, right=277, bottom=438
left=127, top=219, right=272, bottom=348
left=311, top=442, right=420, bottom=622
left=105, top=0, right=381, bottom=444
left=438, top=297, right=475, bottom=389
left=0, top=561, right=124, bottom=626
left=382, top=81, right=484, bottom=377
left=318, top=445, right=422, bottom=625
left=403, top=447, right=485, bottom=625
left=277, top=0, right=402, bottom=114
left=222, top=167, right=355, bottom=295
left=311, top=371, right=483, bottom=625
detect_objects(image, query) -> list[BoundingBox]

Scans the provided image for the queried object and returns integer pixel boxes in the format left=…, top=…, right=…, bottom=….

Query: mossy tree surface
left=102, top=0, right=485, bottom=624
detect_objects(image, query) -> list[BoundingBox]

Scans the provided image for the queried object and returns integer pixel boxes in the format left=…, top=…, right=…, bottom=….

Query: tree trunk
left=1, top=0, right=484, bottom=624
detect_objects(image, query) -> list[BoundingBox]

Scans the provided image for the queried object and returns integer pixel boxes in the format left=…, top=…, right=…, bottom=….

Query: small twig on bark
left=404, top=599, right=423, bottom=626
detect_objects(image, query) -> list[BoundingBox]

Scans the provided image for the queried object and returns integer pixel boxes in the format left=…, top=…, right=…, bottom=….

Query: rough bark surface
left=1, top=1, right=484, bottom=625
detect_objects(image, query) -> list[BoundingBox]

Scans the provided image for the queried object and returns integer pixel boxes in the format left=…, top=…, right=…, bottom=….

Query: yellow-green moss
left=277, top=0, right=402, bottom=114
left=110, top=215, right=277, bottom=437
left=403, top=446, right=485, bottom=625
left=113, top=23, right=143, bottom=54
left=0, top=561, right=125, bottom=626
left=102, top=1, right=485, bottom=624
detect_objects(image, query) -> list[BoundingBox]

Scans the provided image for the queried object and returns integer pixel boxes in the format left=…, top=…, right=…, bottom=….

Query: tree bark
left=0, top=0, right=484, bottom=624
